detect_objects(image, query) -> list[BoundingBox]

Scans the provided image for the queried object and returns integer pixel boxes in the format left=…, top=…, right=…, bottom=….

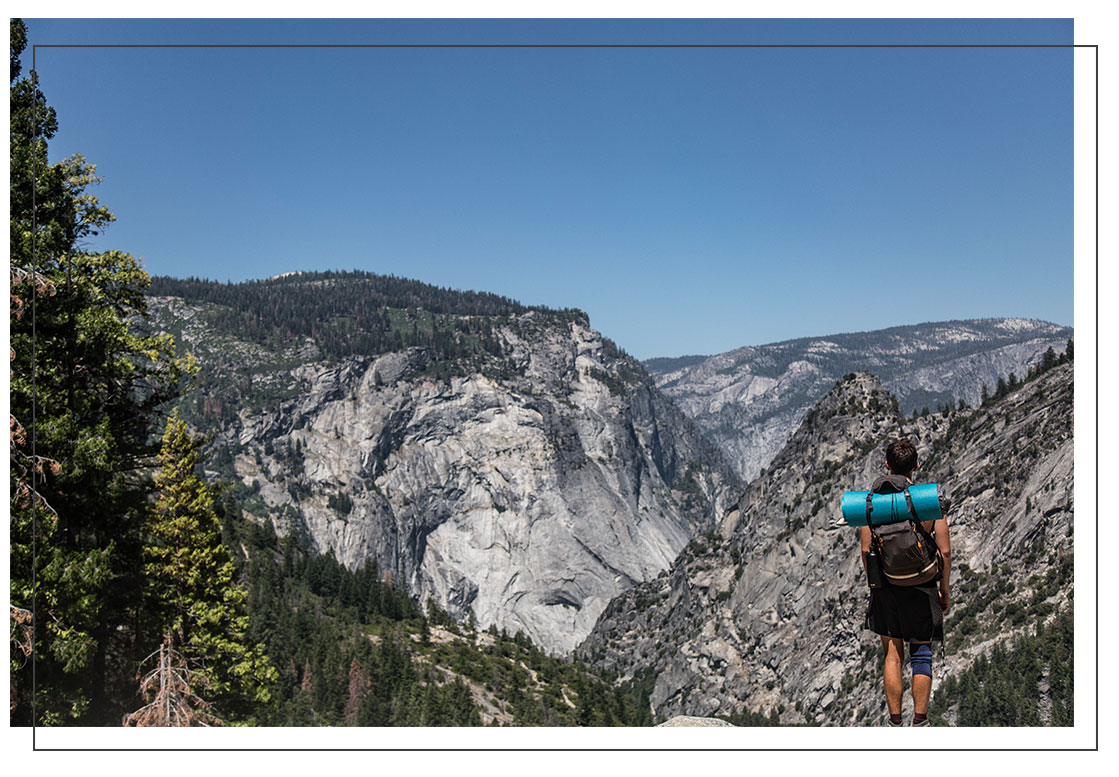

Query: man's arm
left=859, top=526, right=871, bottom=572
left=934, top=518, right=951, bottom=613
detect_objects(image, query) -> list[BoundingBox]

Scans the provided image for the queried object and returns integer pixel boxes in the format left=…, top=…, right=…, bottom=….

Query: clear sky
left=23, top=17, right=1074, bottom=360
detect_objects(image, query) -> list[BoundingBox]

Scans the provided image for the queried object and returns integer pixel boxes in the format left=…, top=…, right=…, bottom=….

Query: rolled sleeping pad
left=840, top=483, right=943, bottom=527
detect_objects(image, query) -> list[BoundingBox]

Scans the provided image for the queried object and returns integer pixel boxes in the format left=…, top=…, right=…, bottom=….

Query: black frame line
left=21, top=36, right=1096, bottom=756
left=31, top=43, right=1097, bottom=48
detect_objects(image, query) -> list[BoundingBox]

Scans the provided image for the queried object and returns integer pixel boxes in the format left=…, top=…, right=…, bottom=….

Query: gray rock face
left=646, top=319, right=1071, bottom=482
left=579, top=363, right=1073, bottom=725
left=150, top=299, right=740, bottom=655
left=656, top=716, right=734, bottom=727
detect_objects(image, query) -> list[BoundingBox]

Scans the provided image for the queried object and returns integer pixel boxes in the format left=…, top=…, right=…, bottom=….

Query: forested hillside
left=220, top=503, right=652, bottom=726
left=149, top=270, right=587, bottom=372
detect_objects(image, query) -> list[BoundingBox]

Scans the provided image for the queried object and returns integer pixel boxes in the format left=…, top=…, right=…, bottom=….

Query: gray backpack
left=869, top=485, right=942, bottom=586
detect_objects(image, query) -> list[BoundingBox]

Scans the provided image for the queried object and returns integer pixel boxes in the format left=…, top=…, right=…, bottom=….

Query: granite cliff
left=646, top=319, right=1072, bottom=481
left=579, top=358, right=1073, bottom=725
left=146, top=274, right=740, bottom=654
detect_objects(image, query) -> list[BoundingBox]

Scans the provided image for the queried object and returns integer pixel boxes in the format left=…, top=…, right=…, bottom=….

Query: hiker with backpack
left=859, top=438, right=951, bottom=727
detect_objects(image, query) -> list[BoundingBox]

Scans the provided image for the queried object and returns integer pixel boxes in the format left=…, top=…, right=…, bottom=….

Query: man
left=860, top=437, right=951, bottom=727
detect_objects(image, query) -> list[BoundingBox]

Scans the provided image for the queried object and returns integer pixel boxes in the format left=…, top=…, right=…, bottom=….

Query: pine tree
left=343, top=657, right=369, bottom=725
left=1042, top=346, right=1058, bottom=371
left=142, top=410, right=277, bottom=722
left=9, top=19, right=187, bottom=725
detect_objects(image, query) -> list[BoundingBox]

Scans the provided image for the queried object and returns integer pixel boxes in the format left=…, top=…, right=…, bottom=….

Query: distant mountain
left=580, top=355, right=1073, bottom=726
left=145, top=271, right=740, bottom=655
left=644, top=319, right=1072, bottom=481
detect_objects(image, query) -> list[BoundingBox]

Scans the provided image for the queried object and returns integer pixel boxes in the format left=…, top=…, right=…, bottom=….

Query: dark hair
left=886, top=438, right=918, bottom=475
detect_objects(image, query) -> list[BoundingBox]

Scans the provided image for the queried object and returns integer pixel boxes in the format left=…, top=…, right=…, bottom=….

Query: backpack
left=868, top=483, right=943, bottom=587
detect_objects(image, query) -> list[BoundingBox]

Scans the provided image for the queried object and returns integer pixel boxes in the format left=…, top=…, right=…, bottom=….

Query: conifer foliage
left=930, top=608, right=1073, bottom=726
left=141, top=411, right=276, bottom=722
left=980, top=340, right=1073, bottom=407
left=9, top=19, right=187, bottom=725
left=148, top=271, right=586, bottom=373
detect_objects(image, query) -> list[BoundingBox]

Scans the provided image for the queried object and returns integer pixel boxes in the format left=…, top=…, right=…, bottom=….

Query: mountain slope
left=579, top=357, right=1073, bottom=725
left=646, top=318, right=1071, bottom=481
left=145, top=272, right=740, bottom=655
left=222, top=514, right=654, bottom=726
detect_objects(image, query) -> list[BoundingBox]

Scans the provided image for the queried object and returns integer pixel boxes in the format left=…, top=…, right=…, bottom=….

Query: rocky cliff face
left=148, top=295, right=740, bottom=655
left=646, top=319, right=1071, bottom=482
left=578, top=360, right=1073, bottom=725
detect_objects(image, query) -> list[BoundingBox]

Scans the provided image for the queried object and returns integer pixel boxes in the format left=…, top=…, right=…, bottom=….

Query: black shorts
left=865, top=581, right=943, bottom=642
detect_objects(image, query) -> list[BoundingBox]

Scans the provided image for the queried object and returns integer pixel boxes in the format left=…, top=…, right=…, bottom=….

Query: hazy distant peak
left=644, top=317, right=1072, bottom=482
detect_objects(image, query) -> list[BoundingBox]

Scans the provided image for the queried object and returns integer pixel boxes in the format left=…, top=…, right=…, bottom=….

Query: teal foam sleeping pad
left=840, top=483, right=942, bottom=527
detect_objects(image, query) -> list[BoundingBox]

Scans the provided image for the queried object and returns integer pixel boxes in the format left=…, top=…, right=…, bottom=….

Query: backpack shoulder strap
left=865, top=492, right=880, bottom=539
left=903, top=486, right=938, bottom=543
left=902, top=487, right=919, bottom=521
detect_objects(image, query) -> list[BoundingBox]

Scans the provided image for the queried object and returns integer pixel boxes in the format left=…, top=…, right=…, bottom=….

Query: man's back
left=859, top=437, right=952, bottom=726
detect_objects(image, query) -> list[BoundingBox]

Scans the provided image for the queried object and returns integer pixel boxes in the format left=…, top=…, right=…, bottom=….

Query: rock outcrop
left=579, top=362, right=1073, bottom=725
left=656, top=716, right=734, bottom=727
left=149, top=295, right=740, bottom=655
left=646, top=319, right=1071, bottom=481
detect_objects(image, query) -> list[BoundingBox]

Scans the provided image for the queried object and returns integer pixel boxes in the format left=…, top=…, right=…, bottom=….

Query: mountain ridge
left=644, top=317, right=1071, bottom=481
left=145, top=274, right=740, bottom=655
left=646, top=316, right=1069, bottom=364
left=579, top=354, right=1073, bottom=725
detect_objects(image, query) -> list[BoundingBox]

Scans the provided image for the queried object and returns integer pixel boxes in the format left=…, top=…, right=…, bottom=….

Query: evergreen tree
left=9, top=19, right=186, bottom=725
left=142, top=411, right=277, bottom=722
left=1042, top=346, right=1058, bottom=371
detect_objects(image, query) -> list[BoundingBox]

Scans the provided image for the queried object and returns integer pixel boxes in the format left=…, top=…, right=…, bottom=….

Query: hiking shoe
left=826, top=516, right=849, bottom=530
left=912, top=718, right=931, bottom=727
left=887, top=718, right=903, bottom=727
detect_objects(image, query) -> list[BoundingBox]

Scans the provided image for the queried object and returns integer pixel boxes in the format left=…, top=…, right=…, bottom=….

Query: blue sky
left=23, top=18, right=1074, bottom=360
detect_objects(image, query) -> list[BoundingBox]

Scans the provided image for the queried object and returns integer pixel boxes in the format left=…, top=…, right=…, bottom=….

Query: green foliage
left=984, top=340, right=1072, bottom=407
left=673, top=463, right=708, bottom=510
left=149, top=271, right=587, bottom=376
left=327, top=492, right=354, bottom=516
left=719, top=706, right=784, bottom=726
left=10, top=20, right=187, bottom=725
left=930, top=608, right=1073, bottom=726
left=945, top=553, right=1071, bottom=654
left=224, top=510, right=652, bottom=726
left=141, top=412, right=277, bottom=722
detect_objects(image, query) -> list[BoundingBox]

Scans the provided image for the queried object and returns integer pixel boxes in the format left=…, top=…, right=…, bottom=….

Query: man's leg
left=881, top=636, right=904, bottom=716
left=910, top=641, right=933, bottom=715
